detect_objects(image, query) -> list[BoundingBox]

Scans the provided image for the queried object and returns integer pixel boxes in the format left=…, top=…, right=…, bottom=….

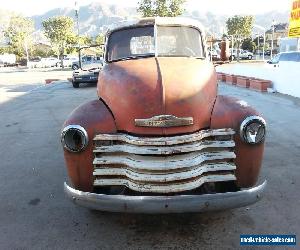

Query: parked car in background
left=27, top=57, right=42, bottom=68
left=267, top=51, right=300, bottom=67
left=40, top=57, right=59, bottom=68
left=0, top=53, right=16, bottom=67
left=72, top=47, right=104, bottom=88
left=61, top=17, right=267, bottom=214
left=72, top=68, right=101, bottom=88
left=72, top=55, right=103, bottom=70
left=230, top=49, right=253, bottom=60
left=56, top=56, right=78, bottom=68
left=267, top=53, right=280, bottom=67
left=27, top=57, right=59, bottom=68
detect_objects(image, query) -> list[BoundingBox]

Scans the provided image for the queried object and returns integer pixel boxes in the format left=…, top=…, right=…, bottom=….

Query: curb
left=45, top=79, right=61, bottom=84
left=45, top=78, right=73, bottom=84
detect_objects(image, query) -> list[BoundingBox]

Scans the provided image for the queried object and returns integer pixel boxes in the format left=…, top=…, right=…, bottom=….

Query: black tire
left=72, top=64, right=79, bottom=70
left=248, top=55, right=253, bottom=60
left=72, top=81, right=79, bottom=88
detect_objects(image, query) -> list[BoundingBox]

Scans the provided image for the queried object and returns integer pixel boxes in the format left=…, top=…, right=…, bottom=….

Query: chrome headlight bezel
left=240, top=116, right=266, bottom=145
left=61, top=125, right=89, bottom=153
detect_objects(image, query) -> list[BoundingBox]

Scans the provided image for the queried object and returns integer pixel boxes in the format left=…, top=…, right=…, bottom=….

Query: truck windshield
left=107, top=26, right=204, bottom=62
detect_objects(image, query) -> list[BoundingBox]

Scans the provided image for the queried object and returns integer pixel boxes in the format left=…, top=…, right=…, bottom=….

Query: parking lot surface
left=0, top=70, right=299, bottom=249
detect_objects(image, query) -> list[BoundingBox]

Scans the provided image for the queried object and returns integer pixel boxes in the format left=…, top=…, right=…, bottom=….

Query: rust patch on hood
left=98, top=57, right=217, bottom=135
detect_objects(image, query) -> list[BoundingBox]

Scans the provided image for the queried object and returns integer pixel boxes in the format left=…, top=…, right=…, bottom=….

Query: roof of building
left=266, top=23, right=288, bottom=33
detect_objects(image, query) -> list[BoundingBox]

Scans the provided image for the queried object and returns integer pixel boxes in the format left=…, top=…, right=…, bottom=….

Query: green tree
left=32, top=45, right=54, bottom=58
left=241, top=38, right=256, bottom=52
left=226, top=15, right=254, bottom=61
left=138, top=0, right=186, bottom=17
left=79, top=35, right=93, bottom=46
left=42, top=16, right=76, bottom=68
left=95, top=34, right=105, bottom=45
left=0, top=47, right=10, bottom=54
left=4, top=15, right=35, bottom=62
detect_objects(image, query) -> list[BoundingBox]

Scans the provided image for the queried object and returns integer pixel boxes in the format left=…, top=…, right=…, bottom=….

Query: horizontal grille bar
left=94, top=140, right=234, bottom=155
left=94, top=174, right=236, bottom=193
left=93, top=128, right=235, bottom=146
left=93, top=151, right=235, bottom=171
left=93, top=162, right=236, bottom=183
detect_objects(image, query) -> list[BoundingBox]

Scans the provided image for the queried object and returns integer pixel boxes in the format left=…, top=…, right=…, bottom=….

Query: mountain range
left=1, top=2, right=290, bottom=42
left=31, top=2, right=137, bottom=37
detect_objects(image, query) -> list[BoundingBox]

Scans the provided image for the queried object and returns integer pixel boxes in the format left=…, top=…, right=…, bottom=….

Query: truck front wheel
left=72, top=81, right=79, bottom=88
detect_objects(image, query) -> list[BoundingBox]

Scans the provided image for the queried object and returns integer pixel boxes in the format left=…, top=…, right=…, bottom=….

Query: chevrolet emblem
left=135, top=115, right=193, bottom=128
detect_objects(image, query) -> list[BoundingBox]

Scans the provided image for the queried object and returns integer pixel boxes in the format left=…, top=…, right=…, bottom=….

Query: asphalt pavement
left=0, top=69, right=299, bottom=249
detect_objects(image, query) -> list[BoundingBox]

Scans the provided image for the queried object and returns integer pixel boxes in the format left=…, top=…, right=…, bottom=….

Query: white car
left=40, top=57, right=59, bottom=68
left=230, top=49, right=253, bottom=60
left=266, top=51, right=300, bottom=68
left=72, top=55, right=104, bottom=70
left=0, top=53, right=16, bottom=66
left=56, top=56, right=78, bottom=68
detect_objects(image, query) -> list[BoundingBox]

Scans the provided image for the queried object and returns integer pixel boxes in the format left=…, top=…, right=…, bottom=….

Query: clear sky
left=1, top=0, right=292, bottom=16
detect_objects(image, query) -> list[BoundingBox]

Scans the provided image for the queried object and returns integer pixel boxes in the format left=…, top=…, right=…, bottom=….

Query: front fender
left=63, top=99, right=116, bottom=192
left=211, top=95, right=265, bottom=188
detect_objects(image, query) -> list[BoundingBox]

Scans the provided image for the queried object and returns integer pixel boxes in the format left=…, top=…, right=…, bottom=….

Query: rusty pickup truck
left=61, top=17, right=267, bottom=213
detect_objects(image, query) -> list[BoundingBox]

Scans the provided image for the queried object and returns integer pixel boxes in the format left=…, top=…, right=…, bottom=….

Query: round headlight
left=61, top=125, right=88, bottom=152
left=240, top=116, right=266, bottom=144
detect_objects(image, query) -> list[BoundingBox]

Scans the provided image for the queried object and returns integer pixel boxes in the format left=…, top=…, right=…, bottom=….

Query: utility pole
left=74, top=1, right=81, bottom=68
left=253, top=24, right=266, bottom=61
left=271, top=20, right=275, bottom=59
left=257, top=34, right=260, bottom=60
left=263, top=31, right=265, bottom=61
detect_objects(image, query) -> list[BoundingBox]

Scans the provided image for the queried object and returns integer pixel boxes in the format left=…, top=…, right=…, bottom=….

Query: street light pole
left=271, top=20, right=275, bottom=59
left=253, top=24, right=266, bottom=61
left=257, top=34, right=260, bottom=60
left=263, top=31, right=265, bottom=61
left=74, top=1, right=81, bottom=68
left=231, top=35, right=234, bottom=61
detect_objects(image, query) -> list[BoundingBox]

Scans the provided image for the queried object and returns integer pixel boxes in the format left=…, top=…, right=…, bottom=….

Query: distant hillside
left=186, top=10, right=289, bottom=35
left=31, top=2, right=137, bottom=37
left=254, top=11, right=289, bottom=29
left=1, top=2, right=290, bottom=41
left=31, top=2, right=289, bottom=37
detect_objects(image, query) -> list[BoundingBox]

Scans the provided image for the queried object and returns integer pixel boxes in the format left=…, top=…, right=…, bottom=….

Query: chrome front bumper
left=64, top=181, right=267, bottom=214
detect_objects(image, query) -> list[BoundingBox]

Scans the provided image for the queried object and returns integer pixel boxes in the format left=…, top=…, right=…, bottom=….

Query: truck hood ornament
left=135, top=115, right=193, bottom=127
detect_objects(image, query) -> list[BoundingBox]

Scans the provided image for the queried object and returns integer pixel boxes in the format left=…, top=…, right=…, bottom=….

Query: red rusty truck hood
left=98, top=57, right=217, bottom=135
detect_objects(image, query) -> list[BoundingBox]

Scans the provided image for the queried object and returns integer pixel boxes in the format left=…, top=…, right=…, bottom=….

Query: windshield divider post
left=154, top=21, right=158, bottom=58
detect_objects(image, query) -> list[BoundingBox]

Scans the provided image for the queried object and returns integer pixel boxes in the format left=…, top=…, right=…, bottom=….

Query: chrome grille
left=93, top=128, right=236, bottom=193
